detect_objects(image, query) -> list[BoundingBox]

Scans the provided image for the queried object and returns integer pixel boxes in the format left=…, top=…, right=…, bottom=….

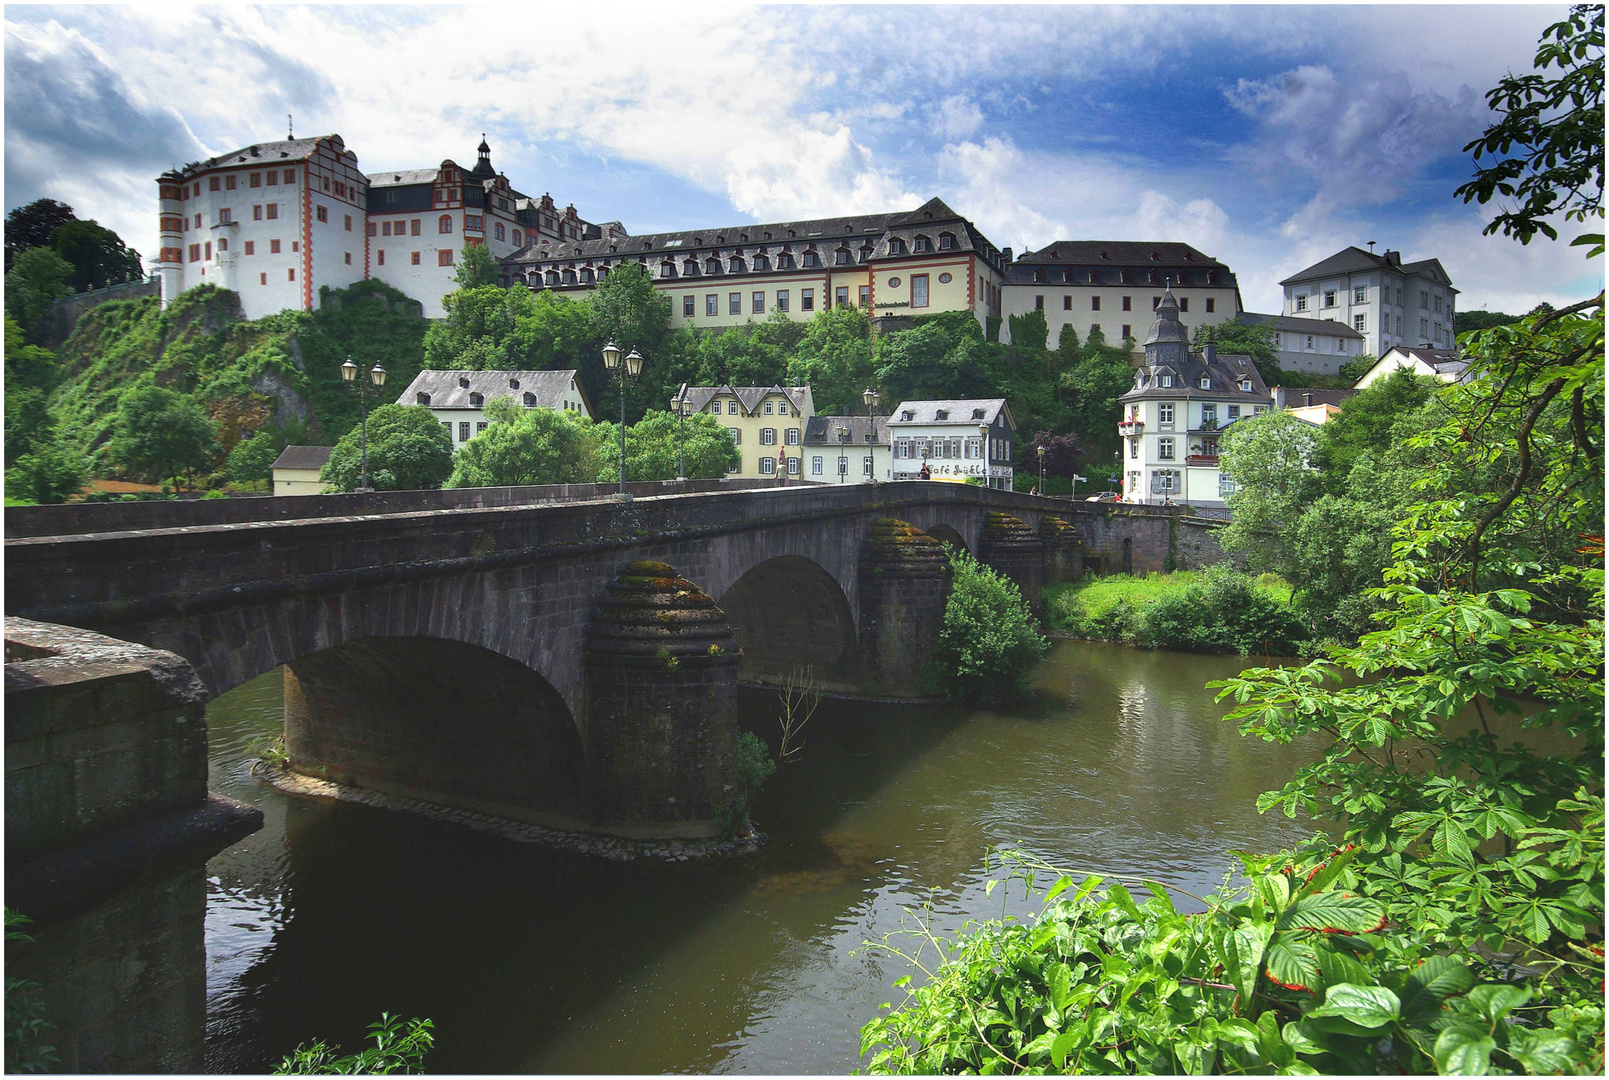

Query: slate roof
left=188, top=137, right=334, bottom=176
left=271, top=445, right=333, bottom=471
left=802, top=415, right=891, bottom=446
left=1385, top=346, right=1469, bottom=376
left=1014, top=241, right=1229, bottom=269
left=1271, top=386, right=1361, bottom=410
left=1282, top=247, right=1458, bottom=291
left=1239, top=311, right=1364, bottom=339
left=1120, top=348, right=1270, bottom=405
left=886, top=399, right=1014, bottom=429
left=395, top=369, right=588, bottom=412
left=672, top=385, right=812, bottom=417
left=367, top=168, right=441, bottom=188
left=500, top=196, right=1005, bottom=274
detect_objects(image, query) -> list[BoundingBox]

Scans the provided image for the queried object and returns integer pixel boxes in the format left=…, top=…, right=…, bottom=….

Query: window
left=863, top=456, right=873, bottom=476
left=1179, top=298, right=1189, bottom=312
left=1239, top=378, right=1253, bottom=392
left=412, top=251, right=421, bottom=265
left=777, top=289, right=789, bottom=312
left=1354, top=285, right=1367, bottom=303
left=812, top=456, right=823, bottom=475
left=439, top=215, right=453, bottom=234
left=204, top=241, right=212, bottom=260
left=785, top=427, right=800, bottom=444
left=344, top=214, right=352, bottom=232
left=1199, top=376, right=1211, bottom=390
left=836, top=286, right=849, bottom=308
left=344, top=252, right=352, bottom=265
left=249, top=172, right=262, bottom=188
left=187, top=244, right=201, bottom=263
left=760, top=457, right=776, bottom=476
left=1118, top=295, right=1131, bottom=313
left=459, top=422, right=470, bottom=441
left=764, top=402, right=774, bottom=415
left=889, top=238, right=905, bottom=255
left=476, top=422, right=488, bottom=436
left=193, top=212, right=202, bottom=228
left=939, top=232, right=956, bottom=250
left=494, top=222, right=505, bottom=242
left=1034, top=295, right=1044, bottom=311
left=1062, top=295, right=1072, bottom=310
left=1323, top=290, right=1336, bottom=307
left=706, top=294, right=719, bottom=316
left=752, top=291, right=764, bottom=314
left=1159, top=374, right=1173, bottom=389
left=377, top=250, right=385, bottom=266
left=270, top=239, right=281, bottom=254
left=439, top=249, right=454, bottom=266
left=315, top=205, right=328, bottom=223
left=1121, top=323, right=1131, bottom=339
left=1158, top=437, right=1175, bottom=460
left=253, top=205, right=263, bottom=221
left=913, top=235, right=932, bottom=253
left=209, top=176, right=221, bottom=192
left=1159, top=403, right=1174, bottom=424
left=267, top=203, right=280, bottom=221
left=801, top=288, right=814, bottom=312
left=761, top=428, right=776, bottom=445
left=1433, top=296, right=1442, bottom=313
left=683, top=295, right=695, bottom=317
left=219, top=208, right=234, bottom=225
left=1129, top=438, right=1139, bottom=458
left=729, top=427, right=742, bottom=446
left=1354, top=314, right=1367, bottom=333
left=911, top=274, right=929, bottom=308
left=244, top=240, right=255, bottom=255
left=1206, top=297, right=1218, bottom=315
left=753, top=253, right=769, bottom=271
left=730, top=292, right=742, bottom=314
left=1295, top=295, right=1308, bottom=311
left=260, top=272, right=267, bottom=285
left=1153, top=296, right=1161, bottom=309
left=1419, top=293, right=1429, bottom=309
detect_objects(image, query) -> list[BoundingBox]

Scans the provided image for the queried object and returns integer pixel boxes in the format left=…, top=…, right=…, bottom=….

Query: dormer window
left=971, top=408, right=985, bottom=419
left=939, top=232, right=955, bottom=250
left=459, top=376, right=470, bottom=388
left=1160, top=374, right=1174, bottom=388
left=777, top=252, right=794, bottom=269
left=753, top=253, right=770, bottom=271
left=705, top=258, right=721, bottom=274
left=469, top=392, right=484, bottom=407
left=888, top=238, right=906, bottom=255
left=416, top=392, right=431, bottom=405
left=1199, top=376, right=1211, bottom=390
left=523, top=392, right=538, bottom=406
left=935, top=409, right=949, bottom=420
left=834, top=247, right=850, bottom=265
left=901, top=410, right=914, bottom=421
left=1121, top=269, right=1133, bottom=284
left=1239, top=378, right=1253, bottom=392
left=729, top=255, right=746, bottom=272
left=660, top=262, right=675, bottom=278
left=858, top=245, right=873, bottom=263
left=509, top=378, right=520, bottom=389
left=802, top=249, right=820, bottom=268
left=913, top=235, right=932, bottom=253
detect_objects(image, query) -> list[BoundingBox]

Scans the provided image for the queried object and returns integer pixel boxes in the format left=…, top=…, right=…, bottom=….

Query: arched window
left=508, top=377, right=521, bottom=389
left=523, top=392, right=538, bottom=406
left=494, top=222, right=505, bottom=241
left=416, top=392, right=431, bottom=405
left=439, top=215, right=453, bottom=234
left=469, top=392, right=484, bottom=407
left=513, top=230, right=523, bottom=246
left=458, top=376, right=471, bottom=388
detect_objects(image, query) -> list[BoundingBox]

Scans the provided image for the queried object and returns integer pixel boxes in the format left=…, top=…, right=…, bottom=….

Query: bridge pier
left=977, top=513, right=1046, bottom=614
left=856, top=520, right=953, bottom=696
left=584, top=562, right=741, bottom=837
left=1039, top=515, right=1084, bottom=584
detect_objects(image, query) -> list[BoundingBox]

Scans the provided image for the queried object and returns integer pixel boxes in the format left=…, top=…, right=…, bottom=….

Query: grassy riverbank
left=1044, top=568, right=1305, bottom=656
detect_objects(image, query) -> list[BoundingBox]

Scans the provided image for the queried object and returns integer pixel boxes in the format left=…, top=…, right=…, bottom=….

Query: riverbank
left=1044, top=569, right=1307, bottom=655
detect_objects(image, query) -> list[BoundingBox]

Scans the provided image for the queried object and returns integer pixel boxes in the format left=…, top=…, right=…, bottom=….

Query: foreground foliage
left=274, top=1013, right=434, bottom=1075
left=4, top=910, right=58, bottom=1074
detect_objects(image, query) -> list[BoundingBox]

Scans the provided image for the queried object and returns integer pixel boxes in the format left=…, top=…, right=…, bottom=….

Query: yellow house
left=670, top=384, right=815, bottom=479
left=498, top=198, right=1008, bottom=334
left=270, top=445, right=332, bottom=495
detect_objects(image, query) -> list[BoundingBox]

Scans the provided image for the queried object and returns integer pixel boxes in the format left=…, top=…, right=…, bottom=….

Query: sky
left=5, top=2, right=1602, bottom=317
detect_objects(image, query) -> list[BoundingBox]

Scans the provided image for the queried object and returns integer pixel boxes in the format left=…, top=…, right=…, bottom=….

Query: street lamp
left=1037, top=443, right=1046, bottom=495
left=978, top=422, right=991, bottom=489
left=862, top=387, right=881, bottom=417
left=837, top=424, right=851, bottom=483
left=669, top=384, right=690, bottom=482
left=602, top=342, right=643, bottom=499
left=341, top=355, right=387, bottom=492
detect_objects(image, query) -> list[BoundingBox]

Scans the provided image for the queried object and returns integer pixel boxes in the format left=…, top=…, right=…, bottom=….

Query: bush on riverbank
left=1046, top=568, right=1307, bottom=656
left=931, top=549, right=1048, bottom=704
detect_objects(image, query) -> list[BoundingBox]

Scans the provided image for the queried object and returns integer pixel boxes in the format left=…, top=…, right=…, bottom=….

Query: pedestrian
left=918, top=461, right=931, bottom=480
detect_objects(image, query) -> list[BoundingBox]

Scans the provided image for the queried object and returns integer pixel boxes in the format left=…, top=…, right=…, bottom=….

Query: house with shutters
left=801, top=415, right=892, bottom=484
left=1118, top=287, right=1270, bottom=506
left=669, top=384, right=815, bottom=478
left=395, top=369, right=593, bottom=448
left=886, top=398, right=1016, bottom=490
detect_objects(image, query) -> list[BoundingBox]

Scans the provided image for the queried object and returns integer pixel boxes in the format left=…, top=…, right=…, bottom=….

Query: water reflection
left=205, top=640, right=1325, bottom=1073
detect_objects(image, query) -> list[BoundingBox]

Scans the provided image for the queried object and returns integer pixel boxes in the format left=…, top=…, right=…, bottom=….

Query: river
left=201, top=640, right=1326, bottom=1073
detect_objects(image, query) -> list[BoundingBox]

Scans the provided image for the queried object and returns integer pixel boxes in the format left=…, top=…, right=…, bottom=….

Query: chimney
left=1001, top=246, right=1013, bottom=264
left=1384, top=249, right=1402, bottom=267
left=1203, top=342, right=1217, bottom=364
left=1303, top=392, right=1313, bottom=406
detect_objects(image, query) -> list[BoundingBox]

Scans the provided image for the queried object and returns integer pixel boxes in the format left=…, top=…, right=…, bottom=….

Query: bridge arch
left=282, top=636, right=589, bottom=828
left=715, top=555, right=858, bottom=691
left=925, top=524, right=969, bottom=553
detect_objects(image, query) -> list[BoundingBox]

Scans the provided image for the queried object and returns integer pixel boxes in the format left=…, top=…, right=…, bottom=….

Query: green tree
left=1455, top=4, right=1603, bottom=247
left=320, top=403, right=453, bottom=492
left=1006, top=307, right=1049, bottom=352
left=595, top=409, right=740, bottom=483
left=4, top=246, right=73, bottom=345
left=1063, top=328, right=1137, bottom=472
left=49, top=218, right=143, bottom=292
left=585, top=262, right=675, bottom=425
left=931, top=548, right=1049, bottom=704
left=1315, top=367, right=1439, bottom=482
left=4, top=197, right=75, bottom=272
left=422, top=284, right=535, bottom=369
left=786, top=306, right=875, bottom=415
left=445, top=397, right=600, bottom=487
left=5, top=438, right=90, bottom=504
left=1456, top=309, right=1521, bottom=334
left=226, top=431, right=285, bottom=490
left=107, top=385, right=220, bottom=490
left=453, top=239, right=500, bottom=289
left=3, top=313, right=58, bottom=392
left=1195, top=318, right=1281, bottom=382
left=1216, top=411, right=1324, bottom=588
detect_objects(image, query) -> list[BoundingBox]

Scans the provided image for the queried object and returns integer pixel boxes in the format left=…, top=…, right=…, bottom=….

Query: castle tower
left=155, top=170, right=187, bottom=308
left=1143, top=284, right=1190, bottom=369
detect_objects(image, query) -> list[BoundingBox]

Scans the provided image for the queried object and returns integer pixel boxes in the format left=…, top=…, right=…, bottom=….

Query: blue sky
left=5, top=3, right=1601, bottom=315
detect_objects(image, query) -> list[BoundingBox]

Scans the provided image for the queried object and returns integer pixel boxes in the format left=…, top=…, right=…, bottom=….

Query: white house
left=801, top=415, right=891, bottom=483
left=270, top=445, right=332, bottom=496
left=1118, top=288, right=1271, bottom=506
left=396, top=369, right=593, bottom=448
left=1237, top=312, right=1365, bottom=376
left=1280, top=246, right=1458, bottom=356
left=1353, top=346, right=1471, bottom=388
left=886, top=399, right=1016, bottom=489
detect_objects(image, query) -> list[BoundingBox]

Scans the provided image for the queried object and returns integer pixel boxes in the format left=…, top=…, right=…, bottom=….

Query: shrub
left=932, top=549, right=1049, bottom=704
left=274, top=1013, right=433, bottom=1075
left=727, top=731, right=776, bottom=832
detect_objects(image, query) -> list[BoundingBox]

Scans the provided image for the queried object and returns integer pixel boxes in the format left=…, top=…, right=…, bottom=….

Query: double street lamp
left=340, top=355, right=387, bottom=492
left=669, top=384, right=691, bottom=482
left=602, top=341, right=643, bottom=499
left=1038, top=443, right=1046, bottom=494
left=978, top=422, right=991, bottom=489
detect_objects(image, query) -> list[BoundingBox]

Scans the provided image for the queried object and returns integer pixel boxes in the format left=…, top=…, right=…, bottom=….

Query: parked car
left=1084, top=491, right=1122, bottom=502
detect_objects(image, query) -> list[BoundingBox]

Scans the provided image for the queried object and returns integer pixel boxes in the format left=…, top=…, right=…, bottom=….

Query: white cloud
left=930, top=95, right=983, bottom=140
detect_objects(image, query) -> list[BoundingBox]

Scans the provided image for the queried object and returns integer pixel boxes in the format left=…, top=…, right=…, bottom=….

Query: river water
left=202, top=640, right=1326, bottom=1074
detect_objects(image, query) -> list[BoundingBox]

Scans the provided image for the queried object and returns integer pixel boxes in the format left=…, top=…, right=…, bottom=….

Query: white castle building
left=155, top=133, right=619, bottom=320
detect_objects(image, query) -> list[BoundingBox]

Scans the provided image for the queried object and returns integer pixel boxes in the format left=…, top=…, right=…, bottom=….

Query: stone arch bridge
left=5, top=483, right=1223, bottom=841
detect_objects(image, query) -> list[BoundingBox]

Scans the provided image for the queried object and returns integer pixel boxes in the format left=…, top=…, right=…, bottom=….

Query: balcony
left=1194, top=419, right=1219, bottom=431
left=1187, top=454, right=1220, bottom=466
left=1118, top=419, right=1144, bottom=434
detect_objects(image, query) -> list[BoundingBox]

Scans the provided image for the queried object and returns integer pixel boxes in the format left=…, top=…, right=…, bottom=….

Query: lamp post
left=602, top=341, right=643, bottom=499
left=837, top=424, right=850, bottom=483
left=978, top=422, right=991, bottom=489
left=340, top=355, right=387, bottom=492
left=862, top=388, right=881, bottom=482
left=1037, top=444, right=1046, bottom=495
left=669, top=384, right=689, bottom=482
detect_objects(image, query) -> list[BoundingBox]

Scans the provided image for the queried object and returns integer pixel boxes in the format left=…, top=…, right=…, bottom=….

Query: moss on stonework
left=626, top=560, right=677, bottom=575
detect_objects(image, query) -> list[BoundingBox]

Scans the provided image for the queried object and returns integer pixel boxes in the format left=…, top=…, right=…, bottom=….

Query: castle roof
left=397, top=369, right=587, bottom=412
left=180, top=136, right=340, bottom=177
left=1281, top=246, right=1458, bottom=291
left=1238, top=311, right=1364, bottom=339
left=1013, top=241, right=1229, bottom=269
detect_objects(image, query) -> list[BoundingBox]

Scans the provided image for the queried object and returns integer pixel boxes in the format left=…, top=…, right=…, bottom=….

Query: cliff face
left=50, top=281, right=427, bottom=467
